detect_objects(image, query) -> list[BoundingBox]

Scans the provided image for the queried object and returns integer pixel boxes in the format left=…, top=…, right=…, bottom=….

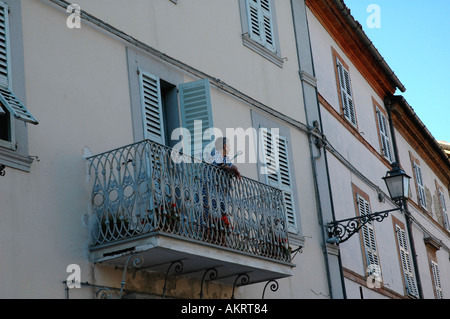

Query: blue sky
left=344, top=0, right=450, bottom=143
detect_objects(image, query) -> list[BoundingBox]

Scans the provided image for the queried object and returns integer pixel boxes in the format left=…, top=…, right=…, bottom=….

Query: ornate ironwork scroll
left=231, top=273, right=250, bottom=299
left=119, top=253, right=144, bottom=298
left=87, top=139, right=291, bottom=263
left=162, top=260, right=184, bottom=298
left=199, top=268, right=218, bottom=299
left=327, top=208, right=400, bottom=244
left=262, top=280, right=279, bottom=299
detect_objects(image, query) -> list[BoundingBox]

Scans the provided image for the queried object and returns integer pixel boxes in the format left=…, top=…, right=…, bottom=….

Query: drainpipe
left=385, top=96, right=424, bottom=299
left=290, top=0, right=346, bottom=299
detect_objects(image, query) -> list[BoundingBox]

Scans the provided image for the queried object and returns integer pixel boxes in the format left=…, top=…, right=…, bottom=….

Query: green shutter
left=178, top=79, right=214, bottom=159
left=0, top=3, right=38, bottom=124
left=138, top=69, right=165, bottom=145
left=246, top=0, right=276, bottom=52
left=260, top=128, right=297, bottom=232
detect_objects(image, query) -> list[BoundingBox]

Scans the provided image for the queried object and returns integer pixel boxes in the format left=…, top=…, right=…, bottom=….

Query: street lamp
left=326, top=164, right=410, bottom=244
left=382, top=162, right=411, bottom=204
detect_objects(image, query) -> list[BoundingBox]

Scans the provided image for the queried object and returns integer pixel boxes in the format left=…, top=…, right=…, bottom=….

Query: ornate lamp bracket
left=326, top=207, right=401, bottom=244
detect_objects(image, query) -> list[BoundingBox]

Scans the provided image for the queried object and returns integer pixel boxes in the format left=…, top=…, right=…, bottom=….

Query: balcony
left=87, top=140, right=294, bottom=287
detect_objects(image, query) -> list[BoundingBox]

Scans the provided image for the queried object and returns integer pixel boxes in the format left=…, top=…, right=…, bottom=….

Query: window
left=137, top=67, right=214, bottom=158
left=430, top=260, right=443, bottom=299
left=179, top=79, right=214, bottom=158
left=0, top=0, right=38, bottom=172
left=413, top=161, right=427, bottom=209
left=332, top=49, right=357, bottom=128
left=260, top=127, right=297, bottom=233
left=354, top=189, right=381, bottom=281
left=374, top=104, right=393, bottom=162
left=438, top=188, right=449, bottom=231
left=246, top=0, right=275, bottom=52
left=239, top=0, right=283, bottom=67
left=0, top=2, right=38, bottom=133
left=394, top=219, right=419, bottom=298
left=335, top=58, right=356, bottom=126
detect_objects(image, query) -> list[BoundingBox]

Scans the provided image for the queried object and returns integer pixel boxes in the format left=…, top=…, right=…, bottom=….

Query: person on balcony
left=198, top=137, right=241, bottom=244
left=206, top=137, right=241, bottom=180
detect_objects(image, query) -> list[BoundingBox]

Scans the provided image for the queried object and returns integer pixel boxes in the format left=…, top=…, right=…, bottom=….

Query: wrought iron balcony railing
left=87, top=139, right=291, bottom=263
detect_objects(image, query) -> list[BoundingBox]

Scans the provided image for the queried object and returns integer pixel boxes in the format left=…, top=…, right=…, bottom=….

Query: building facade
left=0, top=0, right=448, bottom=299
left=0, top=0, right=339, bottom=299
left=306, top=0, right=450, bottom=299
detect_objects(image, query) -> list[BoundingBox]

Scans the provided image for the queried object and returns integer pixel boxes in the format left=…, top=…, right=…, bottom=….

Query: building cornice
left=305, top=0, right=405, bottom=97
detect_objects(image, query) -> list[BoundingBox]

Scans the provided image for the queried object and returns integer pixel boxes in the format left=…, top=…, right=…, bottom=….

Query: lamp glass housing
left=383, top=165, right=411, bottom=201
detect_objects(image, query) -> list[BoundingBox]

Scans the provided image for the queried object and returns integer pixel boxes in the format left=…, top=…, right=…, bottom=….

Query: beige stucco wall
left=0, top=0, right=331, bottom=298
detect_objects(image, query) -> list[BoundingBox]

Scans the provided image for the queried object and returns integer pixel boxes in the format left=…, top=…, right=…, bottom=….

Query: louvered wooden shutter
left=246, top=0, right=276, bottom=52
left=260, top=128, right=297, bottom=232
left=413, top=162, right=427, bottom=208
left=431, top=260, right=443, bottom=299
left=395, top=225, right=418, bottom=297
left=357, top=195, right=381, bottom=276
left=0, top=2, right=10, bottom=88
left=138, top=69, right=165, bottom=145
left=0, top=3, right=38, bottom=124
left=336, top=59, right=356, bottom=126
left=439, top=190, right=449, bottom=231
left=376, top=108, right=393, bottom=162
left=178, top=79, right=214, bottom=159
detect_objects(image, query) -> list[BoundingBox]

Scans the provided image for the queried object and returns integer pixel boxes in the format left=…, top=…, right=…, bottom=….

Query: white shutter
left=336, top=59, right=356, bottom=126
left=0, top=3, right=38, bottom=124
left=396, top=225, right=418, bottom=297
left=439, top=190, right=450, bottom=231
left=376, top=108, right=393, bottom=162
left=139, top=69, right=165, bottom=145
left=246, top=0, right=276, bottom=52
left=178, top=79, right=214, bottom=159
left=357, top=195, right=381, bottom=277
left=431, top=260, right=443, bottom=299
left=413, top=162, right=427, bottom=208
left=260, top=128, right=297, bottom=232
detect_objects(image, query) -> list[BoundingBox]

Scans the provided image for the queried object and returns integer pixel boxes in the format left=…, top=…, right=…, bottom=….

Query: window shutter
left=357, top=195, right=381, bottom=277
left=431, top=260, right=443, bottom=299
left=0, top=3, right=38, bottom=124
left=336, top=59, right=356, bottom=126
left=376, top=108, right=393, bottom=162
left=260, top=128, right=297, bottom=232
left=178, top=79, right=214, bottom=159
left=138, top=69, right=165, bottom=145
left=395, top=225, right=418, bottom=297
left=246, top=0, right=276, bottom=52
left=0, top=3, right=10, bottom=88
left=413, top=162, right=427, bottom=208
left=439, top=190, right=449, bottom=231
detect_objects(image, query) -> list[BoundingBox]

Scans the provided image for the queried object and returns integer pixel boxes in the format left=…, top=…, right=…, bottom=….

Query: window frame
left=352, top=184, right=382, bottom=283
left=332, top=48, right=358, bottom=128
left=0, top=0, right=35, bottom=172
left=251, top=109, right=302, bottom=245
left=392, top=216, right=419, bottom=298
left=238, top=0, right=283, bottom=67
left=373, top=99, right=393, bottom=163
